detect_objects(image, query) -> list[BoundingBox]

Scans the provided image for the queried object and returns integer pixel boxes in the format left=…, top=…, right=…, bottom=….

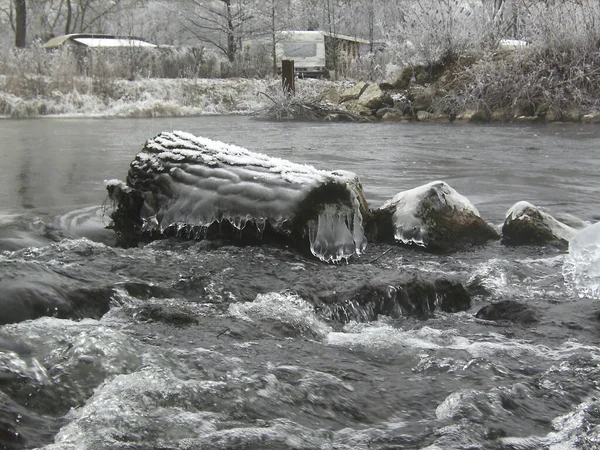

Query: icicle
left=308, top=204, right=366, bottom=263
left=256, top=218, right=266, bottom=238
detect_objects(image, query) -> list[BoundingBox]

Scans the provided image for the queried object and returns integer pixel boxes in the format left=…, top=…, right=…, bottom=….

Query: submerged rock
left=0, top=261, right=113, bottom=325
left=475, top=300, right=539, bottom=325
left=316, top=274, right=472, bottom=321
left=502, top=201, right=577, bottom=248
left=107, top=131, right=368, bottom=263
left=369, top=181, right=499, bottom=253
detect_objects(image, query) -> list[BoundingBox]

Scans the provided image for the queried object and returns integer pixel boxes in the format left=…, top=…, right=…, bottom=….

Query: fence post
left=281, top=59, right=295, bottom=95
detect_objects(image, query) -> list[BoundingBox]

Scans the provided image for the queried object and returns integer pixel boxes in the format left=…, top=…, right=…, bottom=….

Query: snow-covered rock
left=339, top=82, right=390, bottom=113
left=369, top=181, right=498, bottom=253
left=502, top=201, right=577, bottom=247
left=339, top=82, right=368, bottom=103
left=107, top=131, right=368, bottom=263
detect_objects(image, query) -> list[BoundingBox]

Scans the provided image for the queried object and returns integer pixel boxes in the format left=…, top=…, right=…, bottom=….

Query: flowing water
left=0, top=116, right=599, bottom=449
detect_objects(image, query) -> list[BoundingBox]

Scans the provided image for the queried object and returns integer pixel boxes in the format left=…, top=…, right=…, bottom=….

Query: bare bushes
left=0, top=42, right=225, bottom=83
left=382, top=0, right=488, bottom=68
left=387, top=0, right=600, bottom=121
left=524, top=0, right=600, bottom=51
left=257, top=79, right=359, bottom=121
left=432, top=48, right=600, bottom=120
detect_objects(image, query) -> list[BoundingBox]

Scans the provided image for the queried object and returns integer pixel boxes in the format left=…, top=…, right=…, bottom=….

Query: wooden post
left=281, top=59, right=295, bottom=95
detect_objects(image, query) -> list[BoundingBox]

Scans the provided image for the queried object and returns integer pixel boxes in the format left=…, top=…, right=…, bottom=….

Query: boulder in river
left=106, top=131, right=368, bottom=263
left=368, top=181, right=499, bottom=253
left=0, top=260, right=113, bottom=325
left=502, top=201, right=577, bottom=248
left=475, top=300, right=539, bottom=325
left=316, top=274, right=472, bottom=321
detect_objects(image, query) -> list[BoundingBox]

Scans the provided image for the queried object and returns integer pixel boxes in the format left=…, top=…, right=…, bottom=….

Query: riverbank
left=1, top=46, right=599, bottom=123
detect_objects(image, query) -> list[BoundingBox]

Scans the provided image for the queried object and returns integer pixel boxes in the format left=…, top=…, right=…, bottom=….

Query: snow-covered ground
left=0, top=77, right=344, bottom=119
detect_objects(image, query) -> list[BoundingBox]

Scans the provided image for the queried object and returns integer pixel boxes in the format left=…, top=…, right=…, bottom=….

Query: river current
left=0, top=116, right=599, bottom=449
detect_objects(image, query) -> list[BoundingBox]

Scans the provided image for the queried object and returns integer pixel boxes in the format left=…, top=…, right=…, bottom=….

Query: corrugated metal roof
left=44, top=34, right=156, bottom=49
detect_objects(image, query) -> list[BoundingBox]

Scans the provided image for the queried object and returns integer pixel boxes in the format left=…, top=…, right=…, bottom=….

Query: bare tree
left=181, top=0, right=254, bottom=62
left=63, top=0, right=138, bottom=34
left=250, top=0, right=292, bottom=76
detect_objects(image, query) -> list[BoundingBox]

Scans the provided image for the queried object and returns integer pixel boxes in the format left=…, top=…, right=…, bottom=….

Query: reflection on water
left=17, top=142, right=34, bottom=210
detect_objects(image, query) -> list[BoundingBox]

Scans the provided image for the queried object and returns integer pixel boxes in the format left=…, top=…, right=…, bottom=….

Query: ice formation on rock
left=380, top=181, right=481, bottom=247
left=504, top=201, right=577, bottom=245
left=563, top=222, right=600, bottom=299
left=107, top=131, right=367, bottom=263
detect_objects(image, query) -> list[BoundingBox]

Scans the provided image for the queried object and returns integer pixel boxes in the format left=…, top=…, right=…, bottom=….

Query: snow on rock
left=502, top=201, right=577, bottom=248
left=369, top=181, right=498, bottom=253
left=107, top=131, right=367, bottom=263
left=563, top=221, right=600, bottom=299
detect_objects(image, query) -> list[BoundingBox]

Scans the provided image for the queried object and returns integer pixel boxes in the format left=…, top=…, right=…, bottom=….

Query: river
left=0, top=116, right=599, bottom=449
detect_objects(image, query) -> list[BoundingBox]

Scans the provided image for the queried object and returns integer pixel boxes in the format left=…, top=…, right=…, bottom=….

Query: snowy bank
left=0, top=77, right=340, bottom=119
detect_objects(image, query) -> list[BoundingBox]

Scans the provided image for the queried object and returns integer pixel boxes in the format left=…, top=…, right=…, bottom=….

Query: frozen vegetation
left=0, top=76, right=283, bottom=119
left=2, top=1, right=600, bottom=121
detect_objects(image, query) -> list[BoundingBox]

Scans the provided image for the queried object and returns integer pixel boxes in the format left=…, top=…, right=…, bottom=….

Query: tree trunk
left=15, top=0, right=27, bottom=48
left=223, top=0, right=236, bottom=62
left=65, top=0, right=72, bottom=34
left=271, top=3, right=277, bottom=77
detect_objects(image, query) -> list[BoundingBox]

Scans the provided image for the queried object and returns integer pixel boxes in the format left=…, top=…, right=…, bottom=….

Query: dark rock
left=409, top=86, right=435, bottom=112
left=121, top=281, right=174, bottom=300
left=393, top=67, right=413, bottom=89
left=380, top=110, right=412, bottom=122
left=0, top=262, right=113, bottom=325
left=502, top=201, right=576, bottom=248
left=0, top=391, right=61, bottom=450
left=316, top=274, right=472, bottom=321
left=135, top=303, right=198, bottom=326
left=475, top=300, right=539, bottom=324
left=367, top=181, right=499, bottom=253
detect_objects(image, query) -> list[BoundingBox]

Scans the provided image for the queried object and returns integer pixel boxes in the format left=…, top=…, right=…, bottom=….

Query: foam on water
left=326, top=321, right=600, bottom=362
left=228, top=291, right=332, bottom=339
left=40, top=358, right=366, bottom=449
left=497, top=398, right=600, bottom=449
left=0, top=317, right=147, bottom=407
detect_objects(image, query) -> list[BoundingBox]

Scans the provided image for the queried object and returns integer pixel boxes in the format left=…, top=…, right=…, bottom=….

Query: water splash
left=563, top=222, right=600, bottom=299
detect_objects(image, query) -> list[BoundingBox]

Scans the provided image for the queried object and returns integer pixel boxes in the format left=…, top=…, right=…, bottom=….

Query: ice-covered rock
left=107, top=131, right=367, bottom=263
left=563, top=222, right=600, bottom=299
left=502, top=201, right=577, bottom=248
left=369, top=181, right=498, bottom=253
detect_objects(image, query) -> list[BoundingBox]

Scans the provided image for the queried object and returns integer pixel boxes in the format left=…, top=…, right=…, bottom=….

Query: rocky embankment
left=321, top=77, right=600, bottom=124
